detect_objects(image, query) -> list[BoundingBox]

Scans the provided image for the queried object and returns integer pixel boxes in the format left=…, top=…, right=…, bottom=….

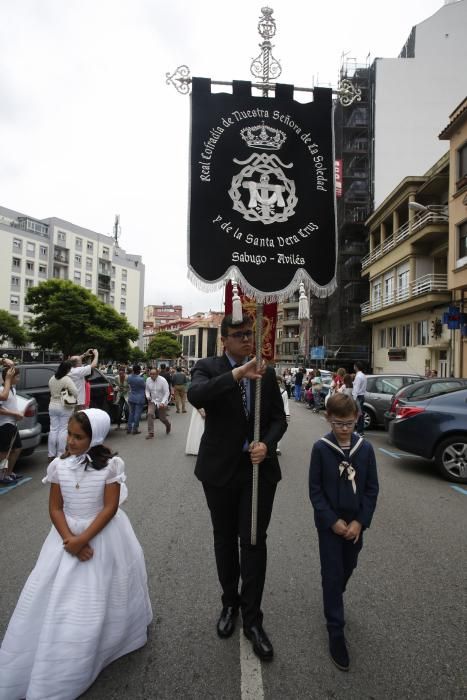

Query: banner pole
left=251, top=302, right=263, bottom=546
left=249, top=9, right=277, bottom=546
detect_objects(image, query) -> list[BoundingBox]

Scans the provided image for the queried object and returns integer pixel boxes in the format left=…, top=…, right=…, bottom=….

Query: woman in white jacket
left=48, top=360, right=79, bottom=459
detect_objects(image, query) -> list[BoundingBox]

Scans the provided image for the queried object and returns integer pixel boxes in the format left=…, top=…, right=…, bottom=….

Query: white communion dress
left=0, top=455, right=153, bottom=700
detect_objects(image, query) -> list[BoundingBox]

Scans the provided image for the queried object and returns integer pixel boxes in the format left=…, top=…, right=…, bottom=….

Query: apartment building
left=0, top=205, right=145, bottom=342
left=439, top=96, right=467, bottom=376
left=361, top=154, right=451, bottom=376
left=372, top=0, right=467, bottom=207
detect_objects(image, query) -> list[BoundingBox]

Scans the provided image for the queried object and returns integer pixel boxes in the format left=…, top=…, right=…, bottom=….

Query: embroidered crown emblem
left=240, top=122, right=286, bottom=151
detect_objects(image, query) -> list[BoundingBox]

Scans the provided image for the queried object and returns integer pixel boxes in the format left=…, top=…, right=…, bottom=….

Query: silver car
left=363, top=374, right=422, bottom=429
left=15, top=393, right=42, bottom=456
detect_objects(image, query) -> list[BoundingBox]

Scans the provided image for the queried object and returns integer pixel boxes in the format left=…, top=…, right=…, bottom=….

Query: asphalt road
left=0, top=401, right=466, bottom=699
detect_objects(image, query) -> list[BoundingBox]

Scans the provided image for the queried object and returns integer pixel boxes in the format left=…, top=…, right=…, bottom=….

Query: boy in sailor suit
left=309, top=393, right=379, bottom=671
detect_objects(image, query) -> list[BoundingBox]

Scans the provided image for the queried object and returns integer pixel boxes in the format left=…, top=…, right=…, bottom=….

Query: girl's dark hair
left=55, top=360, right=72, bottom=380
left=133, top=364, right=141, bottom=374
left=343, top=373, right=353, bottom=388
left=61, top=411, right=116, bottom=469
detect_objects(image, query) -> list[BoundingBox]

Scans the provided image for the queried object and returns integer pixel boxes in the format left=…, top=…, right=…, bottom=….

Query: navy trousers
left=318, top=528, right=363, bottom=637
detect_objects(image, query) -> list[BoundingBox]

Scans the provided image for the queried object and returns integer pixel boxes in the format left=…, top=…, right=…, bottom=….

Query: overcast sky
left=0, top=0, right=445, bottom=315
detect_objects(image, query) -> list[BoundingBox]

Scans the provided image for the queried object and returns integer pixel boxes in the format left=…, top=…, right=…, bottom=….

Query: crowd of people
left=0, top=327, right=378, bottom=697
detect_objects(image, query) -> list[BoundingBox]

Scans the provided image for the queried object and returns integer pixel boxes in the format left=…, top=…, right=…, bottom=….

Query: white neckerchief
left=320, top=435, right=363, bottom=495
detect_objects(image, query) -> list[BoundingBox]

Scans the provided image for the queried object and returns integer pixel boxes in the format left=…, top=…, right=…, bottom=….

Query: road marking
left=379, top=448, right=401, bottom=460
left=0, top=477, right=32, bottom=495
left=450, top=485, right=467, bottom=496
left=240, top=631, right=264, bottom=700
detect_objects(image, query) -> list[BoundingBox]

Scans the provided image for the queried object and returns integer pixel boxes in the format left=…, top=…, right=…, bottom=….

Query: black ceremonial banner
left=188, top=79, right=337, bottom=300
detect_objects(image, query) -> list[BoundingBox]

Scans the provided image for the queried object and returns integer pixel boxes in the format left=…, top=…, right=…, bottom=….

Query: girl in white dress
left=0, top=408, right=153, bottom=700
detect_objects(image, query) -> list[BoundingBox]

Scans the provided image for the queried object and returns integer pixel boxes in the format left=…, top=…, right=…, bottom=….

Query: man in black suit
left=188, top=314, right=287, bottom=661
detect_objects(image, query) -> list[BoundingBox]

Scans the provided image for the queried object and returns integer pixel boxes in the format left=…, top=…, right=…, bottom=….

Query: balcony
left=361, top=274, right=449, bottom=317
left=53, top=247, right=69, bottom=265
left=361, top=210, right=448, bottom=270
left=98, top=273, right=111, bottom=291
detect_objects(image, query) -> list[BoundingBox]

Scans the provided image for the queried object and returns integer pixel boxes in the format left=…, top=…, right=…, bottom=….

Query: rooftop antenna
left=113, top=214, right=121, bottom=246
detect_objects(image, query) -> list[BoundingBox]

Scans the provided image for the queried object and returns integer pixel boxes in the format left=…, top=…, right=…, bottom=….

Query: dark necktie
left=234, top=365, right=249, bottom=418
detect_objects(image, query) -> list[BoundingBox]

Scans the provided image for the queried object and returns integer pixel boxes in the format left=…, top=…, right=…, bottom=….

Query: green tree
left=25, top=279, right=139, bottom=358
left=0, top=309, right=28, bottom=346
left=128, top=346, right=147, bottom=365
left=146, top=332, right=182, bottom=361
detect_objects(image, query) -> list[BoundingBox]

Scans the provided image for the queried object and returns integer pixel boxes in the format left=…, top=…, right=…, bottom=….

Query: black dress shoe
left=329, top=635, right=349, bottom=671
left=217, top=606, right=238, bottom=638
left=243, top=624, right=274, bottom=661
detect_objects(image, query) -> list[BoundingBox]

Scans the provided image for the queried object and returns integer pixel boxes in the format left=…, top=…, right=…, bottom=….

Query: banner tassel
left=231, top=279, right=243, bottom=323
left=298, top=283, right=309, bottom=320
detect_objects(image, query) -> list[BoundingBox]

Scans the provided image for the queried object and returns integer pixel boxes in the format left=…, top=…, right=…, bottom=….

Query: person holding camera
left=69, top=349, right=99, bottom=410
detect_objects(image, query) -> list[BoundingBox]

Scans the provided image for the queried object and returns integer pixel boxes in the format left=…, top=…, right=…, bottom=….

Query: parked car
left=384, top=377, right=467, bottom=430
left=388, top=387, right=467, bottom=483
left=15, top=364, right=119, bottom=434
left=16, top=393, right=42, bottom=457
left=363, top=374, right=422, bottom=429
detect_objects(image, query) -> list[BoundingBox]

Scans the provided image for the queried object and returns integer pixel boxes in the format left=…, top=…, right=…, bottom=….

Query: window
left=121, top=283, right=127, bottom=294
left=75, top=254, right=82, bottom=265
left=120, top=299, right=126, bottom=309
left=40, top=245, right=48, bottom=256
left=416, top=320, right=428, bottom=346
left=57, top=231, right=66, bottom=242
left=372, top=281, right=382, bottom=308
left=384, top=276, right=394, bottom=305
left=25, top=278, right=34, bottom=288
left=86, top=257, right=93, bottom=270
left=398, top=270, right=409, bottom=300
left=25, top=367, right=55, bottom=389
left=400, top=324, right=411, bottom=347
left=388, top=326, right=397, bottom=347
left=374, top=377, right=405, bottom=394
left=10, top=295, right=19, bottom=306
left=75, top=237, right=82, bottom=249
left=26, top=261, right=34, bottom=272
left=458, top=221, right=467, bottom=262
left=38, top=264, right=47, bottom=276
left=85, top=274, right=92, bottom=287
left=111, top=266, right=116, bottom=277
left=26, top=242, right=35, bottom=255
left=457, top=142, right=467, bottom=189
left=86, top=241, right=93, bottom=252
left=189, top=336, right=196, bottom=356
left=13, top=238, right=22, bottom=250
left=379, top=329, right=386, bottom=349
left=122, top=269, right=127, bottom=280
left=111, top=280, right=115, bottom=291
left=102, top=247, right=109, bottom=258
left=12, top=257, right=21, bottom=269
left=110, top=295, right=114, bottom=304
left=74, top=271, right=81, bottom=282
left=11, top=276, right=20, bottom=288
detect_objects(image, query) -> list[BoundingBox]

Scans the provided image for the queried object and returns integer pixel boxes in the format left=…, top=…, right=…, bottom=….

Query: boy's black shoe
left=329, top=635, right=349, bottom=671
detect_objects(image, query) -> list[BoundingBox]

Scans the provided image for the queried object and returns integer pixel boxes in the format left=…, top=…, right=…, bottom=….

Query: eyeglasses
left=330, top=421, right=355, bottom=429
left=227, top=330, right=254, bottom=339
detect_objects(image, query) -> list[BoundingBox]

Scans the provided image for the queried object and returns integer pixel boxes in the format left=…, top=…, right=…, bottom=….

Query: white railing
left=361, top=211, right=448, bottom=269
left=361, top=273, right=448, bottom=316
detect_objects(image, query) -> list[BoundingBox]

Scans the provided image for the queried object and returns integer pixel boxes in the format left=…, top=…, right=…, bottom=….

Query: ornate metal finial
left=165, top=65, right=191, bottom=95
left=250, top=6, right=282, bottom=94
left=337, top=78, right=362, bottom=107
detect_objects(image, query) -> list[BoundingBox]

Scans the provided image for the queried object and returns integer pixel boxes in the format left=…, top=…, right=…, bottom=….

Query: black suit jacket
left=187, top=354, right=288, bottom=487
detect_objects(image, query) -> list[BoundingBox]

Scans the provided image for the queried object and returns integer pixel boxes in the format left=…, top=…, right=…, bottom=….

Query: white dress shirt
left=352, top=370, right=367, bottom=398
left=145, top=375, right=170, bottom=406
